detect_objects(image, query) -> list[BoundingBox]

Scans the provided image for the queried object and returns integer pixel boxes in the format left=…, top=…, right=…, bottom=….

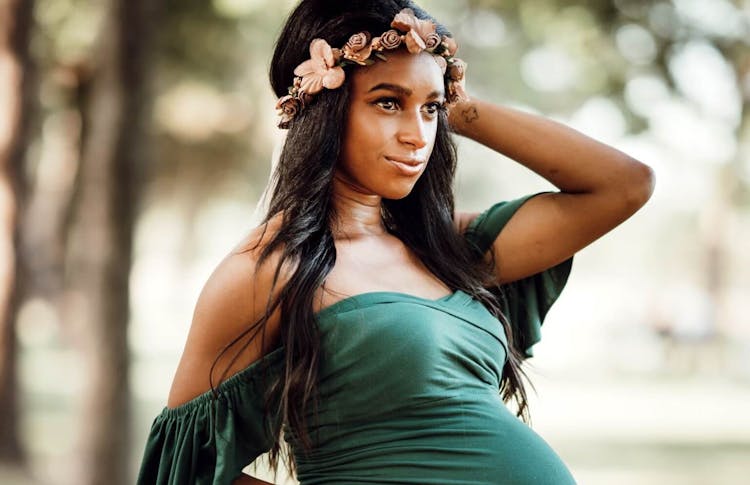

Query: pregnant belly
left=291, top=390, right=577, bottom=485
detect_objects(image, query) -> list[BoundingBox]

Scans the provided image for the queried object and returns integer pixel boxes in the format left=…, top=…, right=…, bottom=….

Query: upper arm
left=486, top=176, right=653, bottom=285
left=167, top=222, right=290, bottom=409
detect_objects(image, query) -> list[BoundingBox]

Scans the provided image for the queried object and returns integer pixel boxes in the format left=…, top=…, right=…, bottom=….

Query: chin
left=380, top=184, right=417, bottom=200
left=383, top=193, right=411, bottom=201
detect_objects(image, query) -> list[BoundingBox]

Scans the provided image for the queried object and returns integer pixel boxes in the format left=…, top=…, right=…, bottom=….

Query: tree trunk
left=0, top=0, right=35, bottom=469
left=66, top=0, right=158, bottom=483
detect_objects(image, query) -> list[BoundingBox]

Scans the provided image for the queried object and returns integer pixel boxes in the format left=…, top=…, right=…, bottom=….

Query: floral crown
left=275, top=8, right=468, bottom=129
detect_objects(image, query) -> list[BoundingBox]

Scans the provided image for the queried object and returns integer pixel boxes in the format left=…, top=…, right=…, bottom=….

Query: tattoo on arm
left=461, top=105, right=479, bottom=124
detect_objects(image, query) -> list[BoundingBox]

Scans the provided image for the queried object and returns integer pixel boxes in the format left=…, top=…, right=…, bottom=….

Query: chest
left=313, top=239, right=451, bottom=313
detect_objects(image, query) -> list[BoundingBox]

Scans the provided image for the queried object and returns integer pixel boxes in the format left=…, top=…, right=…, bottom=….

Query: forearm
left=447, top=97, right=653, bottom=195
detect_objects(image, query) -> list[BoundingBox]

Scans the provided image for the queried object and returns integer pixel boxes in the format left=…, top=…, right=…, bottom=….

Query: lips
left=386, top=156, right=424, bottom=166
left=386, top=156, right=425, bottom=176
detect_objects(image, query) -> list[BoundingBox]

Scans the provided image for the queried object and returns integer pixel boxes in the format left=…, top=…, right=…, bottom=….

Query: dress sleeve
left=136, top=349, right=284, bottom=485
left=464, top=191, right=574, bottom=358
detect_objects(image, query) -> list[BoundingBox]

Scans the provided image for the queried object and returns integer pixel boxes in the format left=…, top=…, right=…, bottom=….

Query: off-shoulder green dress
left=137, top=191, right=576, bottom=485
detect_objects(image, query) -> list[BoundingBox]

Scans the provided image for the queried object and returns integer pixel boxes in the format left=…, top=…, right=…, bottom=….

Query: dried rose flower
left=380, top=29, right=402, bottom=49
left=442, top=36, right=458, bottom=57
left=346, top=32, right=370, bottom=51
left=392, top=8, right=438, bottom=55
left=424, top=32, right=441, bottom=51
left=448, top=58, right=466, bottom=82
left=391, top=8, right=436, bottom=39
left=343, top=31, right=373, bottom=65
left=447, top=79, right=468, bottom=105
left=293, top=38, right=345, bottom=95
left=276, top=94, right=297, bottom=111
left=276, top=94, right=303, bottom=128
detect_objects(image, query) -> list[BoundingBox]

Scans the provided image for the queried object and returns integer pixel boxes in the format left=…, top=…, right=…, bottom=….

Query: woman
left=137, top=1, right=655, bottom=484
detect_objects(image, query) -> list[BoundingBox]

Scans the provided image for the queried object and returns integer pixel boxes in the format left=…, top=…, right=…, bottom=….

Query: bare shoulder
left=167, top=212, right=292, bottom=408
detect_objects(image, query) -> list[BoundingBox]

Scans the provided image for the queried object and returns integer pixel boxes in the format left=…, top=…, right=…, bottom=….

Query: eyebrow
left=367, top=82, right=444, bottom=100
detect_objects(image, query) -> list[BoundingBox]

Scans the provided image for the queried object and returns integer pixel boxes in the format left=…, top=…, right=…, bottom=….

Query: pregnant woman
left=137, top=1, right=655, bottom=483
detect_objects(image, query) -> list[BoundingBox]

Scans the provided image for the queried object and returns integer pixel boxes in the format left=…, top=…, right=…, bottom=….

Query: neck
left=330, top=171, right=388, bottom=240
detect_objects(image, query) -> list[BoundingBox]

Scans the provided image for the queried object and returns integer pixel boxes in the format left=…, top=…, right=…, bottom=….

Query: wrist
left=447, top=97, right=476, bottom=136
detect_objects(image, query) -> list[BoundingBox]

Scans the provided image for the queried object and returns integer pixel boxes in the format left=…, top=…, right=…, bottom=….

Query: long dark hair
left=214, top=0, right=535, bottom=478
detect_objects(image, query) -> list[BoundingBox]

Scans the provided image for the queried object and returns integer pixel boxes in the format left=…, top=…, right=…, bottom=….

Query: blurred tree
left=0, top=0, right=35, bottom=472
left=64, top=0, right=160, bottom=482
left=146, top=0, right=287, bottom=252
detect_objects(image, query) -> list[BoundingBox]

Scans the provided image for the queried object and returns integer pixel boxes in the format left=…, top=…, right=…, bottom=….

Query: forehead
left=349, top=50, right=445, bottom=97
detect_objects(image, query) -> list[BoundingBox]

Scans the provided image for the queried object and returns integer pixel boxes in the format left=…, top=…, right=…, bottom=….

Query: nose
left=397, top=109, right=428, bottom=149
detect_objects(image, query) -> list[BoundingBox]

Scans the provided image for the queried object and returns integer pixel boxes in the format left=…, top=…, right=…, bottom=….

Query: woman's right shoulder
left=166, top=212, right=292, bottom=409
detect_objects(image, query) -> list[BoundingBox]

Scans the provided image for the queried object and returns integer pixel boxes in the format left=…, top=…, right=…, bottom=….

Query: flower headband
left=275, top=8, right=468, bottom=129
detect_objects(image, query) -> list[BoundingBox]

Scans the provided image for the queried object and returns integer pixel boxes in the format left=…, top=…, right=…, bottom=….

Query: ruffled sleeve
left=136, top=348, right=285, bottom=485
left=464, top=191, right=574, bottom=358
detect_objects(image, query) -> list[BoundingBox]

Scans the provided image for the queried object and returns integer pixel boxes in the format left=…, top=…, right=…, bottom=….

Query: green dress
left=137, top=191, right=576, bottom=485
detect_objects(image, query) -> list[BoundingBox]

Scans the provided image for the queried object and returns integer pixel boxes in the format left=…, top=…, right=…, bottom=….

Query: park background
left=0, top=0, right=749, bottom=483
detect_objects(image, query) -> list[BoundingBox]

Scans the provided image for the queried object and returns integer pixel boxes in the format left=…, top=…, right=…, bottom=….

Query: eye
left=425, top=101, right=447, bottom=116
left=374, top=97, right=399, bottom=110
left=373, top=97, right=446, bottom=117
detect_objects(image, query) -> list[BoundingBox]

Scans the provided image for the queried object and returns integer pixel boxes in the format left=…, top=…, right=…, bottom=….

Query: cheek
left=344, top=108, right=364, bottom=145
left=339, top=122, right=375, bottom=180
left=429, top=122, right=439, bottom=143
left=344, top=111, right=392, bottom=159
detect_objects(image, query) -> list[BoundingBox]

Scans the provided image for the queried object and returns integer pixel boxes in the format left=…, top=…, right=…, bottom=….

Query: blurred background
left=1, top=0, right=748, bottom=483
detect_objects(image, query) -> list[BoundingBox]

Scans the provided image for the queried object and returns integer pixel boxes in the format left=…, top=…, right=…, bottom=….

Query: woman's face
left=337, top=49, right=446, bottom=200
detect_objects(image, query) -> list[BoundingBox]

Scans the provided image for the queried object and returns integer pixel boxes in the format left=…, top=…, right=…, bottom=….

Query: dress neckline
left=161, top=288, right=480, bottom=415
left=315, top=289, right=464, bottom=319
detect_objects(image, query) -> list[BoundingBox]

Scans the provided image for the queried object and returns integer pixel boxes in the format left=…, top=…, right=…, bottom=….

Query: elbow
left=622, top=158, right=656, bottom=209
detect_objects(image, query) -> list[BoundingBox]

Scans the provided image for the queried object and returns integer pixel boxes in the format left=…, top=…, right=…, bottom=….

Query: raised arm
left=449, top=97, right=655, bottom=284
